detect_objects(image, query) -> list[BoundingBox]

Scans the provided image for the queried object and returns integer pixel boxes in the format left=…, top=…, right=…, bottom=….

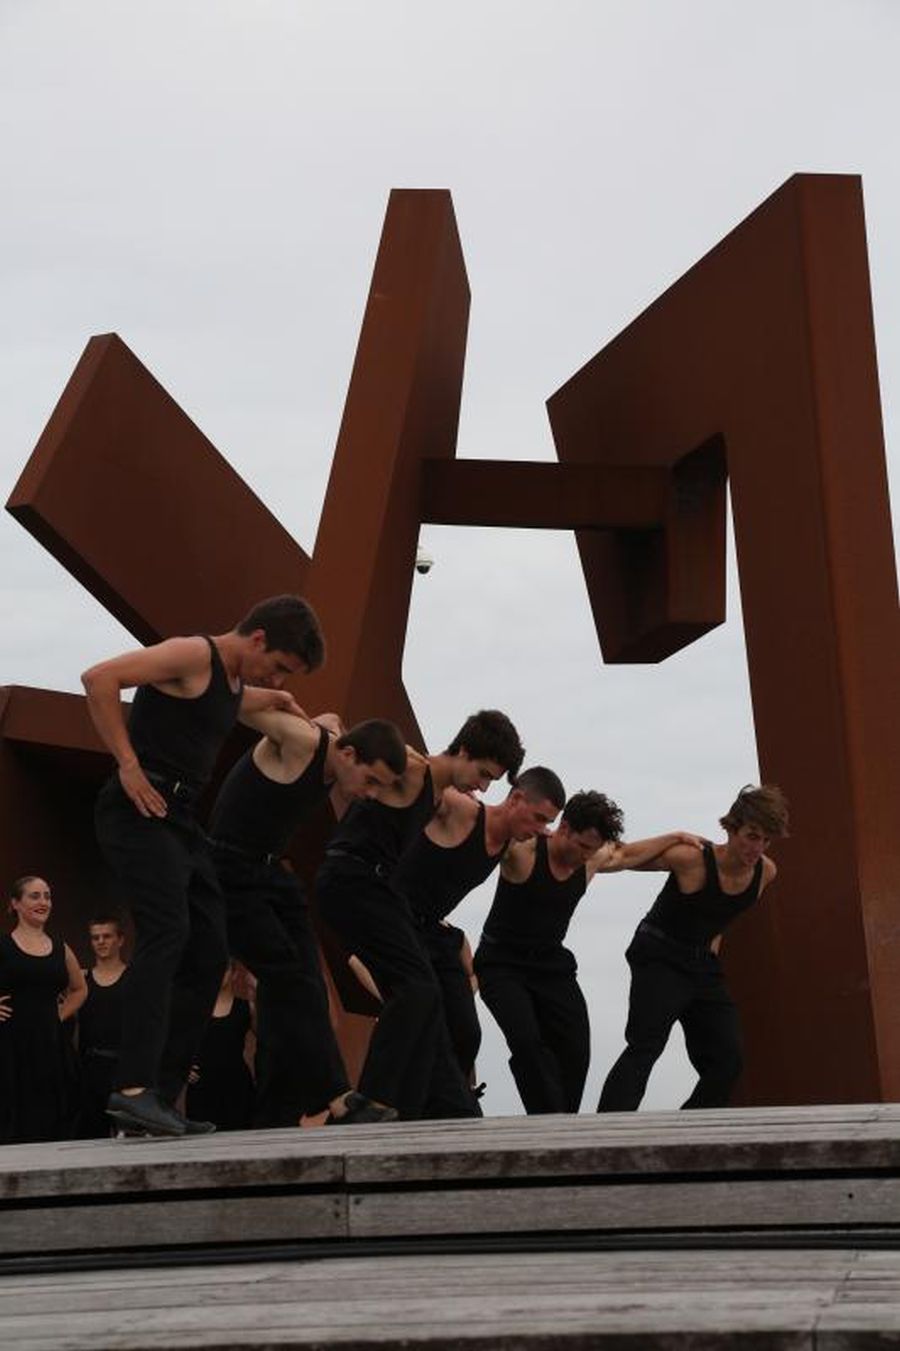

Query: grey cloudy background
left=1, top=0, right=898, bottom=1113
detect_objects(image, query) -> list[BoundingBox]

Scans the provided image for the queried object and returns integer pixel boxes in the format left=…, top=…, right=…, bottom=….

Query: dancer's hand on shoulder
left=267, top=689, right=307, bottom=718
left=0, top=994, right=12, bottom=1022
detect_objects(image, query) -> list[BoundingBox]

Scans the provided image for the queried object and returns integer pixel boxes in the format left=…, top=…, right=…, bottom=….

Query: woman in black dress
left=0, top=876, right=87, bottom=1143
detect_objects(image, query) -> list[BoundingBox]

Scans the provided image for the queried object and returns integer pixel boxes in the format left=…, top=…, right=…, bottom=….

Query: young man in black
left=208, top=711, right=406, bottom=1126
left=82, top=594, right=323, bottom=1137
left=476, top=792, right=701, bottom=1114
left=597, top=784, right=787, bottom=1112
left=73, top=914, right=128, bottom=1138
left=391, top=764, right=568, bottom=1091
left=316, top=710, right=529, bottom=1120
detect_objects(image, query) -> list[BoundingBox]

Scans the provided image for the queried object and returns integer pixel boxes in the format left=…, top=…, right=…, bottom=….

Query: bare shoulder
left=664, top=841, right=708, bottom=879
left=760, top=855, right=778, bottom=889
left=257, top=708, right=320, bottom=748
left=83, top=635, right=209, bottom=689
left=441, top=787, right=479, bottom=821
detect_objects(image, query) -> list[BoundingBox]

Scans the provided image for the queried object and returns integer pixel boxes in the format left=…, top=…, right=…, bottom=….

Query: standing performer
left=74, top=913, right=128, bottom=1138
left=316, top=710, right=529, bottom=1121
left=597, top=784, right=788, bottom=1112
left=476, top=792, right=701, bottom=1114
left=391, top=766, right=569, bottom=1091
left=0, top=876, right=86, bottom=1143
left=82, top=594, right=323, bottom=1138
left=208, top=712, right=406, bottom=1125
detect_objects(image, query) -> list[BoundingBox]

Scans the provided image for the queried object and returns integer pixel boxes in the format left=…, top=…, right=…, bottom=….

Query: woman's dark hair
left=236, top=595, right=325, bottom=672
left=512, top=766, right=566, bottom=811
left=445, top=709, right=525, bottom=781
left=10, top=875, right=40, bottom=901
left=337, top=720, right=407, bottom=776
left=562, top=791, right=624, bottom=843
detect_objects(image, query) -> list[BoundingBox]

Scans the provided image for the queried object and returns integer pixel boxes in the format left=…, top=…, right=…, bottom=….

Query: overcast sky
left=1, top=0, right=898, bottom=1114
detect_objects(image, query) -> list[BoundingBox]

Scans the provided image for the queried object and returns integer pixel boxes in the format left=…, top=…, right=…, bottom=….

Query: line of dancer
left=2, top=592, right=789, bottom=1140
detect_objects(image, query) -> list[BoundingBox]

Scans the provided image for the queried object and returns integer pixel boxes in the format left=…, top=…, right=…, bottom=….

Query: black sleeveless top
left=78, top=968, right=125, bottom=1054
left=328, top=768, right=435, bottom=870
left=128, top=636, right=243, bottom=788
left=645, top=843, right=763, bottom=944
left=391, top=803, right=505, bottom=921
left=481, top=834, right=588, bottom=950
left=0, top=934, right=68, bottom=1008
left=210, top=725, right=330, bottom=855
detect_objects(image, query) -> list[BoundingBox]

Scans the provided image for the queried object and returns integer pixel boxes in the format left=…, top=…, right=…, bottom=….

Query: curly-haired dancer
left=597, top=785, right=788, bottom=1112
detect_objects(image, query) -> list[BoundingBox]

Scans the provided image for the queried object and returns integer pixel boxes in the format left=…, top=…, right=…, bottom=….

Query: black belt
left=143, top=769, right=203, bottom=803
left=83, top=1047, right=118, bottom=1061
left=478, top=932, right=560, bottom=961
left=210, top=837, right=281, bottom=867
left=325, top=847, right=390, bottom=880
left=637, top=920, right=714, bottom=959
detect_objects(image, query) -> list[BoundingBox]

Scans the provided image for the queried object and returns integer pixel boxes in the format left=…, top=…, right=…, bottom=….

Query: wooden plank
left=0, top=1249, right=879, bottom=1348
left=0, top=1129, right=343, bottom=1200
left=349, top=1177, right=900, bottom=1239
left=0, top=1193, right=346, bottom=1255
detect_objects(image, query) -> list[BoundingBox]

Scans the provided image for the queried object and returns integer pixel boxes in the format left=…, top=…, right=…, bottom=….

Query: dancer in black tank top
left=475, top=792, right=695, bottom=1114
left=391, top=767, right=567, bottom=1090
left=598, top=785, right=788, bottom=1113
left=208, top=711, right=404, bottom=1125
left=316, top=709, right=526, bottom=1119
left=83, top=594, right=324, bottom=1138
left=74, top=914, right=128, bottom=1138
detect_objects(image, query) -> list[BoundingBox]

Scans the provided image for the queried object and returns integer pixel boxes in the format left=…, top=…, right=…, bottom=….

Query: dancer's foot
left=325, top=1090, right=398, bottom=1125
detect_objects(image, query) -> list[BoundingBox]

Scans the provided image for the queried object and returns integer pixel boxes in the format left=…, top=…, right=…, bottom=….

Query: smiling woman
left=0, top=876, right=87, bottom=1144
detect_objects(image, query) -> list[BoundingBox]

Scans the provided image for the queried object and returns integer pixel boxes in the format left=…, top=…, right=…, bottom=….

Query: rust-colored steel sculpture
left=547, top=175, right=900, bottom=1105
left=4, top=176, right=898, bottom=1104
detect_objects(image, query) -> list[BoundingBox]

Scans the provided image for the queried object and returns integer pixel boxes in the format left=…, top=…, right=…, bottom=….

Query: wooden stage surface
left=3, top=1104, right=900, bottom=1347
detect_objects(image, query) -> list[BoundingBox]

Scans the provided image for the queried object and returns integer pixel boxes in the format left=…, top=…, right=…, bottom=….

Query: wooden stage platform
left=3, top=1103, right=900, bottom=1347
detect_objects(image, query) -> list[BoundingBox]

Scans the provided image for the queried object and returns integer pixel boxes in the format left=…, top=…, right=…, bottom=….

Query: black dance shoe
left=325, top=1091, right=399, bottom=1125
left=177, top=1110, right=217, bottom=1136
left=107, top=1089, right=187, bottom=1137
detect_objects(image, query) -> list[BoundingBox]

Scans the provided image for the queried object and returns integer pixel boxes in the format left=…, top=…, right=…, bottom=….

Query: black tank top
left=482, top=834, right=588, bottom=949
left=210, top=725, right=331, bottom=855
left=645, top=843, right=763, bottom=944
left=391, top=803, right=505, bottom=921
left=78, top=968, right=125, bottom=1054
left=0, top=934, right=68, bottom=1007
left=128, top=636, right=243, bottom=788
left=328, top=768, right=435, bottom=870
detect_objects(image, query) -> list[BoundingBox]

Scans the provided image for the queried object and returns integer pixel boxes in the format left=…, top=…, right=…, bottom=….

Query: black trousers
left=215, top=849, right=349, bottom=1123
left=316, top=858, right=478, bottom=1120
left=95, top=778, right=228, bottom=1102
left=420, top=921, right=481, bottom=1080
left=73, top=1051, right=117, bottom=1139
left=597, top=928, right=743, bottom=1111
left=476, top=947, right=589, bottom=1114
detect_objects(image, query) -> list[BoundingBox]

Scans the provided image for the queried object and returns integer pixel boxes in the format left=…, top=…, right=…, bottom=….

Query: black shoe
left=178, top=1112, right=216, bottom=1136
left=107, top=1090, right=186, bottom=1138
left=158, top=1094, right=217, bottom=1136
left=326, top=1091, right=399, bottom=1125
